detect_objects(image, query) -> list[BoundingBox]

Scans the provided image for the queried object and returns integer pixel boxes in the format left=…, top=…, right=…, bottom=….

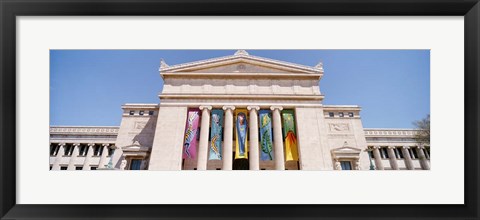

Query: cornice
left=159, top=51, right=323, bottom=74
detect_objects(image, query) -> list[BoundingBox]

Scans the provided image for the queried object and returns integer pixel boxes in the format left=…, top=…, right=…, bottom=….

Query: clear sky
left=50, top=50, right=430, bottom=128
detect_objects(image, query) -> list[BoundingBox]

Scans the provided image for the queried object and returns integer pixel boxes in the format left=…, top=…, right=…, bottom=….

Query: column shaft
left=372, top=146, right=384, bottom=170
left=402, top=146, right=414, bottom=170
left=98, top=144, right=110, bottom=169
left=222, top=106, right=235, bottom=170
left=417, top=146, right=430, bottom=170
left=247, top=106, right=260, bottom=170
left=271, top=106, right=285, bottom=170
left=67, top=144, right=80, bottom=170
left=197, top=106, right=212, bottom=170
left=83, top=144, right=95, bottom=170
left=387, top=146, right=399, bottom=170
left=52, top=143, right=66, bottom=170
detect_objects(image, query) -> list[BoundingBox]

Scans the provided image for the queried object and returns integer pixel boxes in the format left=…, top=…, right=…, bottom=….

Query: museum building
left=49, top=50, right=430, bottom=171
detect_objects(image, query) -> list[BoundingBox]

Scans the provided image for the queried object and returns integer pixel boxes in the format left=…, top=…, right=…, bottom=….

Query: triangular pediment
left=159, top=51, right=323, bottom=74
left=190, top=61, right=291, bottom=73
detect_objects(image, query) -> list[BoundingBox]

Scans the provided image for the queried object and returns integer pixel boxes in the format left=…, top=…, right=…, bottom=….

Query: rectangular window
left=423, top=148, right=430, bottom=159
left=93, top=146, right=101, bottom=156
left=149, top=111, right=154, bottom=115
left=75, top=167, right=82, bottom=170
left=328, top=112, right=334, bottom=117
left=64, top=145, right=73, bottom=156
left=348, top=112, right=354, bottom=117
left=216, top=168, right=221, bottom=170
left=339, top=112, right=344, bottom=117
left=368, top=151, right=374, bottom=159
left=79, top=145, right=87, bottom=156
left=60, top=166, right=67, bottom=170
left=50, top=145, right=58, bottom=156
left=91, top=167, right=97, bottom=170
left=340, top=161, right=352, bottom=170
left=129, top=110, right=134, bottom=115
left=381, top=148, right=389, bottom=159
left=108, top=148, right=115, bottom=156
left=396, top=148, right=404, bottom=158
left=410, top=148, right=419, bottom=159
left=139, top=110, right=144, bottom=115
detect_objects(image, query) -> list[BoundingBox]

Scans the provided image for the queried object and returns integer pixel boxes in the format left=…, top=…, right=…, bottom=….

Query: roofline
left=159, top=52, right=323, bottom=74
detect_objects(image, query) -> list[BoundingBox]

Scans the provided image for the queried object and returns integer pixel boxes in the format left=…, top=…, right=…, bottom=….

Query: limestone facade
left=49, top=50, right=430, bottom=171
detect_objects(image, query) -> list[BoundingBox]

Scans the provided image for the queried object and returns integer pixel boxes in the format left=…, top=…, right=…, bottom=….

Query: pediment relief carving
left=190, top=62, right=291, bottom=73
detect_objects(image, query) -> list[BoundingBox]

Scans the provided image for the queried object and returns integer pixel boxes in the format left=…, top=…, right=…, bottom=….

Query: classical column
left=98, top=143, right=110, bottom=169
left=52, top=143, right=66, bottom=170
left=401, top=146, right=414, bottom=170
left=222, top=106, right=235, bottom=170
left=372, top=146, right=384, bottom=170
left=387, top=146, right=399, bottom=170
left=247, top=106, right=260, bottom=170
left=270, top=106, right=285, bottom=170
left=82, top=143, right=95, bottom=170
left=67, top=143, right=80, bottom=170
left=197, top=105, right=212, bottom=170
left=417, top=145, right=430, bottom=170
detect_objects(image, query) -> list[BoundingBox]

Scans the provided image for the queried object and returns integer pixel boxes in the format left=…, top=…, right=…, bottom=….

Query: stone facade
left=49, top=50, right=430, bottom=171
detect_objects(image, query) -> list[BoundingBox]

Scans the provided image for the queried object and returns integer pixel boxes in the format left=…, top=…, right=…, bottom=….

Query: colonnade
left=195, top=105, right=288, bottom=171
left=51, top=143, right=113, bottom=170
left=371, top=145, right=430, bottom=170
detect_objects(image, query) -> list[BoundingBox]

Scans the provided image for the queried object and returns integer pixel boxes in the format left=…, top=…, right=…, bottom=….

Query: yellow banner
left=234, top=109, right=248, bottom=159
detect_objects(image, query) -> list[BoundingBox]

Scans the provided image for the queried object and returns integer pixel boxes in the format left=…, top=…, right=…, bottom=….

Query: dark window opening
left=139, top=110, right=144, bottom=115
left=348, top=112, right=354, bottom=117
left=60, top=166, right=67, bottom=170
left=149, top=111, right=154, bottom=115
left=76, top=167, right=82, bottom=170
left=340, top=161, right=352, bottom=170
left=91, top=167, right=97, bottom=170
left=328, top=112, right=334, bottom=117
left=339, top=112, right=344, bottom=117
left=129, top=110, right=135, bottom=115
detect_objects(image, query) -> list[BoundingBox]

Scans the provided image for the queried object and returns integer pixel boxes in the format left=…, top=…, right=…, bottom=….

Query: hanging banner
left=235, top=109, right=248, bottom=159
left=259, top=110, right=274, bottom=161
left=182, top=109, right=200, bottom=159
left=208, top=109, right=223, bottom=160
left=282, top=110, right=299, bottom=161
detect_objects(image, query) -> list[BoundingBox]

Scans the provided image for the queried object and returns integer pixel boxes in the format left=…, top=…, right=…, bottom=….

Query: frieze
left=50, top=127, right=119, bottom=134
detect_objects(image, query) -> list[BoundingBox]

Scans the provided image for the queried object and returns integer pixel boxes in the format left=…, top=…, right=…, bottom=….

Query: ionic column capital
left=372, top=145, right=381, bottom=149
left=387, top=146, right=396, bottom=149
left=87, top=143, right=95, bottom=147
left=199, top=105, right=212, bottom=111
left=102, top=143, right=110, bottom=147
left=417, top=144, right=426, bottom=149
left=247, top=106, right=260, bottom=111
left=402, top=146, right=411, bottom=149
left=72, top=143, right=81, bottom=147
left=58, top=143, right=66, bottom=147
left=222, top=105, right=235, bottom=111
left=270, top=106, right=283, bottom=111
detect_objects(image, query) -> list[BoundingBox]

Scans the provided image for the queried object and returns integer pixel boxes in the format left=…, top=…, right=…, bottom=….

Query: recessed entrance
left=233, top=159, right=249, bottom=170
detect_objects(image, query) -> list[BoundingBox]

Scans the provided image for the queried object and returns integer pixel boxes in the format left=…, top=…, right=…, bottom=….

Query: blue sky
left=50, top=50, right=430, bottom=128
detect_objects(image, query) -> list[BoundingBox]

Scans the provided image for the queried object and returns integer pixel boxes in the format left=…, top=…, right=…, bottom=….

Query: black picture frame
left=1, top=0, right=479, bottom=219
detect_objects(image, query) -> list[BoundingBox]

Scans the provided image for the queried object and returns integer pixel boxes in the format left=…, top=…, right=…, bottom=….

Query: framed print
left=1, top=0, right=479, bottom=219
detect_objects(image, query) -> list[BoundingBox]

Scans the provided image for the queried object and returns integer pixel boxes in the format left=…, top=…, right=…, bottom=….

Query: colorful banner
left=182, top=109, right=200, bottom=159
left=259, top=110, right=274, bottom=160
left=208, top=109, right=223, bottom=160
left=235, top=109, right=248, bottom=159
left=282, top=110, right=299, bottom=161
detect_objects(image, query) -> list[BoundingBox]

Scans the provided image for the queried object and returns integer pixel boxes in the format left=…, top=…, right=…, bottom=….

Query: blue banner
left=259, top=110, right=274, bottom=160
left=208, top=109, right=223, bottom=160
